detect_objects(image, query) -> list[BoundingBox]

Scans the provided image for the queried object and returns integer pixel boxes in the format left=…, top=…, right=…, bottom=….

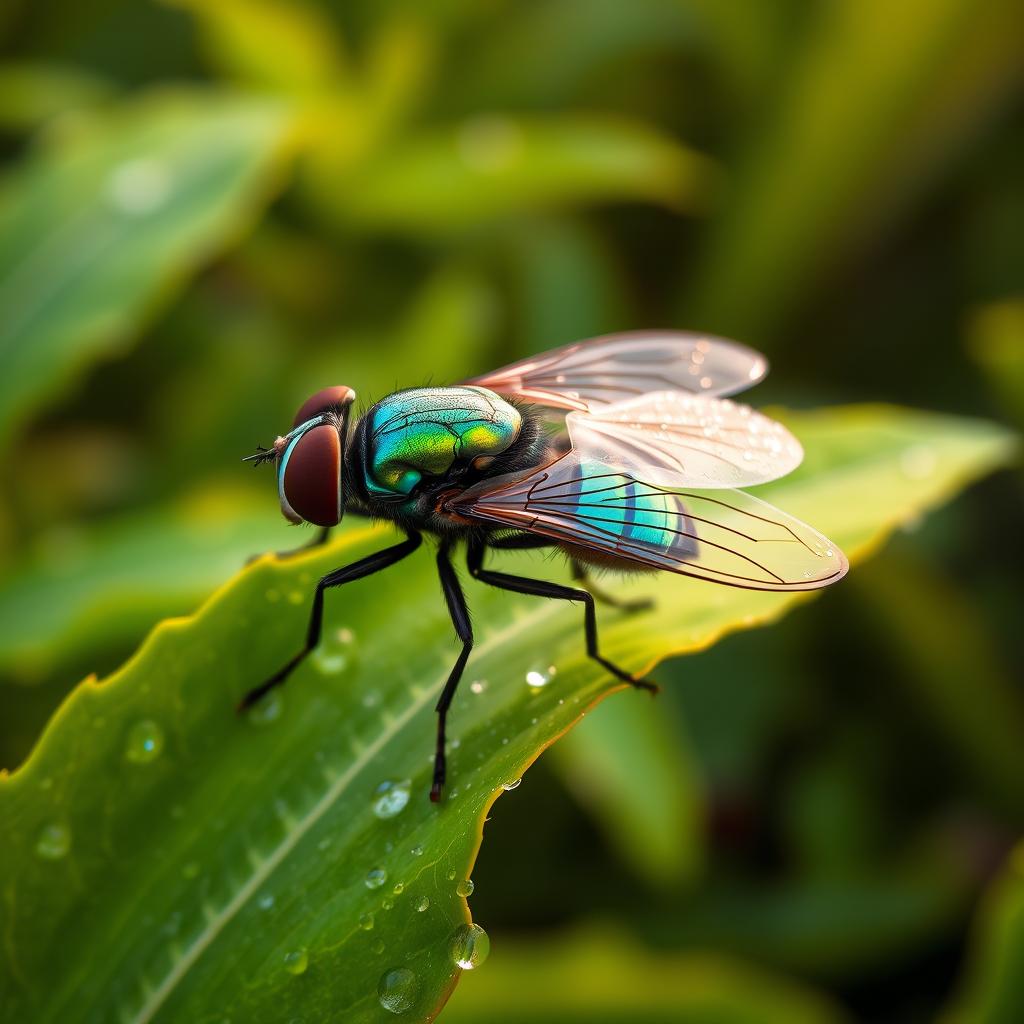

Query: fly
left=241, top=331, right=848, bottom=800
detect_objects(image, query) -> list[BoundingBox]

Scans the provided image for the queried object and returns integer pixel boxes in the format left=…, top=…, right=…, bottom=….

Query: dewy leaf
left=0, top=90, right=291, bottom=445
left=0, top=405, right=1016, bottom=1023
left=440, top=925, right=850, bottom=1024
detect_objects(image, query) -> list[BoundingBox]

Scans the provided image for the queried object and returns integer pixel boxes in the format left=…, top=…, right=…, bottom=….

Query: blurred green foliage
left=0, top=0, right=1021, bottom=1021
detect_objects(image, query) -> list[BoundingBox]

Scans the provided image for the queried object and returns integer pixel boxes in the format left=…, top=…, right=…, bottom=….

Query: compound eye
left=281, top=424, right=342, bottom=526
left=293, top=386, right=356, bottom=427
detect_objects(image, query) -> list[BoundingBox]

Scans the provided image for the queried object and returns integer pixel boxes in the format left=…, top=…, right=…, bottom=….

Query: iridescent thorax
left=361, top=386, right=522, bottom=498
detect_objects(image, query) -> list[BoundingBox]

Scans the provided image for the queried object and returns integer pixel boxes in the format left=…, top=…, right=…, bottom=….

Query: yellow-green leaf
left=0, top=404, right=1015, bottom=1022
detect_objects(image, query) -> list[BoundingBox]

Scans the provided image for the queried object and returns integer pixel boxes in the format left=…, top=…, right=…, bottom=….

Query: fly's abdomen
left=572, top=459, right=697, bottom=563
left=364, top=387, right=522, bottom=498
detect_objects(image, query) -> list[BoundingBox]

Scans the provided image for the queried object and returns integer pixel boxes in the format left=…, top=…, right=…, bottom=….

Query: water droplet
left=416, top=897, right=430, bottom=912
left=359, top=912, right=374, bottom=931
left=283, top=948, right=308, bottom=975
left=313, top=626, right=357, bottom=675
left=501, top=779, right=522, bottom=791
left=450, top=923, right=490, bottom=970
left=371, top=938, right=385, bottom=955
left=286, top=589, right=304, bottom=606
left=258, top=893, right=275, bottom=910
left=455, top=878, right=475, bottom=898
left=382, top=898, right=394, bottom=910
left=181, top=861, right=200, bottom=880
left=525, top=665, right=556, bottom=688
left=36, top=822, right=70, bottom=860
left=247, top=692, right=283, bottom=726
left=447, top=869, right=457, bottom=881
left=410, top=845, right=423, bottom=857
left=107, top=158, right=171, bottom=215
left=124, top=719, right=164, bottom=764
left=392, top=882, right=404, bottom=895
left=372, top=779, right=411, bottom=819
left=469, top=679, right=487, bottom=694
left=378, top=967, right=419, bottom=1014
left=365, top=867, right=387, bottom=889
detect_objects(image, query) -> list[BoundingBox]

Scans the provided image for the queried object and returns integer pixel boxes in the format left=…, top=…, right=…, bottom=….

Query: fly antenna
left=243, top=444, right=277, bottom=467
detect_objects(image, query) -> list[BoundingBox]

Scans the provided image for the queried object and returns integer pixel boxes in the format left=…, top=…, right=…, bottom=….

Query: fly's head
left=245, top=386, right=356, bottom=527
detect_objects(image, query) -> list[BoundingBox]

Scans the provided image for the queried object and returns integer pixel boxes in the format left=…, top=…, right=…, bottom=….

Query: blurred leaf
left=0, top=484, right=295, bottom=682
left=551, top=694, right=704, bottom=888
left=852, top=550, right=1024, bottom=821
left=507, top=218, right=629, bottom=355
left=323, top=115, right=713, bottom=235
left=686, top=0, right=1024, bottom=344
left=169, top=0, right=350, bottom=93
left=439, top=925, right=850, bottom=1024
left=942, top=844, right=1024, bottom=1024
left=0, top=404, right=1013, bottom=1021
left=969, top=298, right=1024, bottom=426
left=654, top=857, right=974, bottom=980
left=0, top=91, right=292, bottom=446
left=0, top=61, right=114, bottom=131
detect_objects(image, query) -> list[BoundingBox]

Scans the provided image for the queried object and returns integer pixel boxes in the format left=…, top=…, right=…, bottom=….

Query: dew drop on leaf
left=359, top=913, right=374, bottom=931
left=257, top=893, right=275, bottom=910
left=501, top=779, right=522, bottom=791
left=313, top=626, right=357, bottom=675
left=365, top=867, right=387, bottom=889
left=283, top=948, right=308, bottom=975
left=247, top=691, right=283, bottom=726
left=410, top=845, right=423, bottom=857
left=371, top=938, right=385, bottom=956
left=525, top=665, right=556, bottom=688
left=455, top=878, right=475, bottom=898
left=124, top=719, right=164, bottom=764
left=372, top=779, right=411, bottom=819
left=378, top=967, right=419, bottom=1014
left=416, top=897, right=430, bottom=912
left=450, top=923, right=490, bottom=970
left=469, top=679, right=487, bottom=694
left=392, top=882, right=404, bottom=895
left=36, top=822, right=71, bottom=860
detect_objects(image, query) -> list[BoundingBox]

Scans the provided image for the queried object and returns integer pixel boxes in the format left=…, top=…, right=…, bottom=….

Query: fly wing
left=579, top=391, right=803, bottom=488
left=464, top=331, right=768, bottom=412
left=448, top=413, right=846, bottom=591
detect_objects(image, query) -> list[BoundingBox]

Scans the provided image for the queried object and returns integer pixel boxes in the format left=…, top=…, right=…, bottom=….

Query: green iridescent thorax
left=363, top=386, right=522, bottom=498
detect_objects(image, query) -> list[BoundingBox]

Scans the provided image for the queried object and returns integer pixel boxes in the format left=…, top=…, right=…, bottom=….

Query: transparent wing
left=464, top=330, right=768, bottom=412
left=448, top=446, right=846, bottom=593
left=578, top=392, right=803, bottom=488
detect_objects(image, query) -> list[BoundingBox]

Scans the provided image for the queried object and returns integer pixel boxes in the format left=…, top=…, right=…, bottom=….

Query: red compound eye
left=293, top=385, right=355, bottom=427
left=282, top=424, right=342, bottom=526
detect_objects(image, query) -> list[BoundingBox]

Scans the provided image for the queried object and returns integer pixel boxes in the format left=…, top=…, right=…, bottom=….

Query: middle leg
left=467, top=540, right=657, bottom=693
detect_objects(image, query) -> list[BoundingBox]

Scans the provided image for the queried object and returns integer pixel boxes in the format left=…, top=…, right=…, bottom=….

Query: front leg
left=238, top=530, right=422, bottom=710
left=431, top=541, right=474, bottom=802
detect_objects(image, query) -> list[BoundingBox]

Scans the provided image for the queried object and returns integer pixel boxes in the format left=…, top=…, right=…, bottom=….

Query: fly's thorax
left=357, top=387, right=525, bottom=501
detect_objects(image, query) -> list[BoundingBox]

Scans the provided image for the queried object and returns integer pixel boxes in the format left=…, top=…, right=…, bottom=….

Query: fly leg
left=570, top=559, right=653, bottom=614
left=467, top=540, right=658, bottom=694
left=246, top=526, right=332, bottom=565
left=431, top=541, right=474, bottom=802
left=238, top=530, right=421, bottom=710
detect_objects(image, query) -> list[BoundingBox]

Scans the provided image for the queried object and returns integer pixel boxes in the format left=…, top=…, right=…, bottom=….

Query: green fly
left=242, top=331, right=848, bottom=800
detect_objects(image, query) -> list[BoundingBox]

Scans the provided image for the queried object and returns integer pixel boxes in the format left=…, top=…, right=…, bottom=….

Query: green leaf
left=0, top=61, right=115, bottom=131
left=170, top=0, right=350, bottom=94
left=438, top=925, right=850, bottom=1024
left=325, top=115, right=713, bottom=235
left=685, top=0, right=1024, bottom=344
left=0, top=91, right=291, bottom=445
left=0, top=405, right=1015, bottom=1022
left=0, top=484, right=295, bottom=682
left=550, top=693, right=704, bottom=887
left=941, top=844, right=1024, bottom=1024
